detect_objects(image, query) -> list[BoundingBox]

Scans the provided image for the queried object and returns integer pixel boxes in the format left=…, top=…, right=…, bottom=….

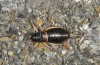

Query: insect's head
left=31, top=32, right=43, bottom=42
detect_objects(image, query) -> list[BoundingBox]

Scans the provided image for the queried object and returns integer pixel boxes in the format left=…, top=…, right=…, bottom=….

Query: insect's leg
left=24, top=18, right=38, bottom=32
left=30, top=20, right=38, bottom=32
left=43, top=43, right=53, bottom=50
left=42, top=23, right=52, bottom=31
left=45, top=27, right=63, bottom=31
left=33, top=42, right=38, bottom=48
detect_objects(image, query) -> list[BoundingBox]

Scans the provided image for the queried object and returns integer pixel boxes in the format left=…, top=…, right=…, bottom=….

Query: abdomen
left=46, top=28, right=69, bottom=43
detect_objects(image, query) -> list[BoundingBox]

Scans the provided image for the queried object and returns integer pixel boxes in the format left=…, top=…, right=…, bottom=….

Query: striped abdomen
left=31, top=28, right=70, bottom=43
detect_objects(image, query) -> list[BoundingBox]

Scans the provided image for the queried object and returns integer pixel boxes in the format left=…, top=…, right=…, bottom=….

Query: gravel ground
left=0, top=0, right=100, bottom=65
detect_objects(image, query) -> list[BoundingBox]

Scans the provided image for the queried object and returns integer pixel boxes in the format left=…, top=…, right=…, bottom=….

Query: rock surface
left=0, top=0, right=100, bottom=65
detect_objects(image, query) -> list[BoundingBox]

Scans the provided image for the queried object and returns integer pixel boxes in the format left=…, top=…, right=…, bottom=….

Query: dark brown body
left=31, top=28, right=70, bottom=43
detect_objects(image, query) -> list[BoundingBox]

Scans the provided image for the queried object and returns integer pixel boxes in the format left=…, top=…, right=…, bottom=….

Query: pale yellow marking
left=45, top=26, right=63, bottom=31
left=63, top=40, right=69, bottom=50
left=36, top=17, right=43, bottom=27
left=42, top=32, right=48, bottom=42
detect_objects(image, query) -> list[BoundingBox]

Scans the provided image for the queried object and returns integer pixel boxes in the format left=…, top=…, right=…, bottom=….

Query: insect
left=31, top=27, right=70, bottom=43
left=30, top=21, right=81, bottom=50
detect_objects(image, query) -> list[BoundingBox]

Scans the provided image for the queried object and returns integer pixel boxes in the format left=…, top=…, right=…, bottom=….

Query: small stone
left=27, top=56, right=35, bottom=64
left=79, top=27, right=84, bottom=32
left=0, top=36, right=12, bottom=42
left=22, top=29, right=27, bottom=34
left=8, top=50, right=14, bottom=56
left=82, top=23, right=89, bottom=30
left=16, top=27, right=19, bottom=29
left=1, top=7, right=10, bottom=12
left=45, top=52, right=56, bottom=59
left=88, top=59, right=94, bottom=63
left=80, top=40, right=91, bottom=50
left=17, top=13, right=26, bottom=18
left=90, top=45, right=100, bottom=55
left=15, top=41, right=18, bottom=44
left=19, top=36, right=24, bottom=41
left=19, top=48, right=29, bottom=59
left=21, top=43, right=25, bottom=48
left=27, top=8, right=32, bottom=13
left=13, top=41, right=18, bottom=49
left=0, top=59, right=3, bottom=65
left=62, top=50, right=67, bottom=55
left=84, top=40, right=91, bottom=45
left=30, top=56, right=35, bottom=62
left=9, top=27, right=18, bottom=35
left=0, top=4, right=2, bottom=10
left=95, top=5, right=100, bottom=13
left=3, top=50, right=7, bottom=55
left=18, top=32, right=21, bottom=35
left=84, top=0, right=92, bottom=3
left=74, top=0, right=80, bottom=2
left=17, top=48, right=21, bottom=53
left=99, top=13, right=100, bottom=18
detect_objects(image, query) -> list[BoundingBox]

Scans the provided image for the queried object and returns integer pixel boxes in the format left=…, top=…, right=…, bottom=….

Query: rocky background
left=0, top=0, right=100, bottom=65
